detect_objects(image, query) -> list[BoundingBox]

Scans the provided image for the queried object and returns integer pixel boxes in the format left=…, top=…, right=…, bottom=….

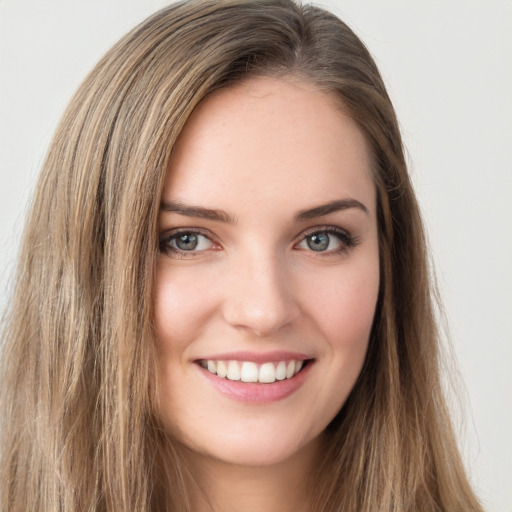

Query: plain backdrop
left=1, top=1, right=511, bottom=510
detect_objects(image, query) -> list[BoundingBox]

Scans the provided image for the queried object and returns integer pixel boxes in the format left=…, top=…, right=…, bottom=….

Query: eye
left=296, top=227, right=356, bottom=254
left=159, top=230, right=216, bottom=257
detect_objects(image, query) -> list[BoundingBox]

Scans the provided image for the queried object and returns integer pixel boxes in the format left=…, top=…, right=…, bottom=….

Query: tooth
left=259, top=362, right=276, bottom=383
left=217, top=360, right=227, bottom=378
left=275, top=361, right=287, bottom=380
left=286, top=361, right=295, bottom=378
left=207, top=360, right=217, bottom=374
left=227, top=361, right=241, bottom=381
left=205, top=358, right=306, bottom=382
left=240, top=362, right=258, bottom=382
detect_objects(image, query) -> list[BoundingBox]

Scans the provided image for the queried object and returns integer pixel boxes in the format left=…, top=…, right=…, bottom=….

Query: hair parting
left=1, top=1, right=482, bottom=510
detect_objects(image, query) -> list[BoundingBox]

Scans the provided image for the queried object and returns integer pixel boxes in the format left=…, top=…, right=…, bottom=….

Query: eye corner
left=294, top=225, right=359, bottom=256
left=158, top=228, right=221, bottom=259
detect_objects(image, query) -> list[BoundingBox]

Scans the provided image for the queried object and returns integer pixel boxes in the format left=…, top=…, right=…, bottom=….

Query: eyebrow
left=160, top=200, right=235, bottom=223
left=295, top=198, right=369, bottom=221
left=160, top=197, right=368, bottom=224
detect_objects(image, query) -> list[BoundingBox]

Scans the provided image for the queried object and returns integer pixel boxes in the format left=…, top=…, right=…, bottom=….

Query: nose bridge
left=222, top=245, right=299, bottom=336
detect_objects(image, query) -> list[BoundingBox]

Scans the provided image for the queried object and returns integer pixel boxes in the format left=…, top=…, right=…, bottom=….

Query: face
left=154, top=76, right=380, bottom=469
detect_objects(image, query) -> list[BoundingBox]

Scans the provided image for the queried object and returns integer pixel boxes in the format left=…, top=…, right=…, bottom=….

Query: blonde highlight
left=1, top=1, right=482, bottom=510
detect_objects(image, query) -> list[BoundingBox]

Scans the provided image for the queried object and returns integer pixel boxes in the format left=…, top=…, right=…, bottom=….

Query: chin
left=176, top=421, right=322, bottom=469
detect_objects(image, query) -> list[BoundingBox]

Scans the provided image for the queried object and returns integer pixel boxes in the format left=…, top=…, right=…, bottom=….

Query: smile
left=198, top=359, right=305, bottom=384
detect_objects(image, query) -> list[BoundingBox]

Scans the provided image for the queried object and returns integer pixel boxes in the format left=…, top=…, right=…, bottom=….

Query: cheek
left=300, top=257, right=380, bottom=351
left=153, top=261, right=217, bottom=356
left=153, top=261, right=216, bottom=430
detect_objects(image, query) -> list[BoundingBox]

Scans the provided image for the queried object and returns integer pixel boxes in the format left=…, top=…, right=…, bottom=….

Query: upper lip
left=194, top=350, right=313, bottom=364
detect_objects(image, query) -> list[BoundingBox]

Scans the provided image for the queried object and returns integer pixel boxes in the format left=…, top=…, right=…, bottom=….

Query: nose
left=222, top=251, right=300, bottom=337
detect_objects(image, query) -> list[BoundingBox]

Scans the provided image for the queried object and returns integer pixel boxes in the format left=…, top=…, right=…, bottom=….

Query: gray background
left=1, top=1, right=511, bottom=510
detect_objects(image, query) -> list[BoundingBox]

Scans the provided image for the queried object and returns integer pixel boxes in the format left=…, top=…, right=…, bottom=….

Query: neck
left=187, top=438, right=321, bottom=512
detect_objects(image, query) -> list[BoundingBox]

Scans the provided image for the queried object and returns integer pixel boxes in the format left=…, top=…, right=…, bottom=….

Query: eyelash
left=159, top=228, right=219, bottom=258
left=297, top=226, right=359, bottom=256
left=158, top=226, right=359, bottom=258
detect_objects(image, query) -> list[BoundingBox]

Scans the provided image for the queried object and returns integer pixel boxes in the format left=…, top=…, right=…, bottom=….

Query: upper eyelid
left=159, top=229, right=220, bottom=257
left=294, top=224, right=352, bottom=241
left=160, top=227, right=218, bottom=242
left=300, top=225, right=349, bottom=235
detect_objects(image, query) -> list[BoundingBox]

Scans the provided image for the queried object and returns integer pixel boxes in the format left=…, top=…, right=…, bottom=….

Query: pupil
left=307, top=233, right=329, bottom=251
left=176, top=233, right=198, bottom=250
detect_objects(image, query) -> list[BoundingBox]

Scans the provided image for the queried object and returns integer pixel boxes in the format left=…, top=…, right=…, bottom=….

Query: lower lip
left=197, top=362, right=313, bottom=404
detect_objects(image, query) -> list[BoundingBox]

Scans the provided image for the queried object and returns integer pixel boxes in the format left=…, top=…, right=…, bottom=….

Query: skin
left=154, top=76, right=380, bottom=511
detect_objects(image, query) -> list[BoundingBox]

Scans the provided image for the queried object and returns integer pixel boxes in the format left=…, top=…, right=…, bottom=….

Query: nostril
left=222, top=298, right=301, bottom=337
left=221, top=264, right=301, bottom=336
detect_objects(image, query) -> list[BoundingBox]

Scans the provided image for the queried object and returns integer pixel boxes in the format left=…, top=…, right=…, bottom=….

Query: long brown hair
left=0, top=0, right=482, bottom=510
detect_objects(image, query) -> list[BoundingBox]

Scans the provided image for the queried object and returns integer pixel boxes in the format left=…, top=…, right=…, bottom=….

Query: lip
left=194, top=350, right=311, bottom=364
left=195, top=355, right=314, bottom=404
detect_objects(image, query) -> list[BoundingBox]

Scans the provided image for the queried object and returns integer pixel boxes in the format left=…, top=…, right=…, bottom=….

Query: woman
left=0, top=0, right=483, bottom=510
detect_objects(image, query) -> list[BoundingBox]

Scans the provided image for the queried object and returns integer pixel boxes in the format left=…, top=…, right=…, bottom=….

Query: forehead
left=163, top=76, right=375, bottom=218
